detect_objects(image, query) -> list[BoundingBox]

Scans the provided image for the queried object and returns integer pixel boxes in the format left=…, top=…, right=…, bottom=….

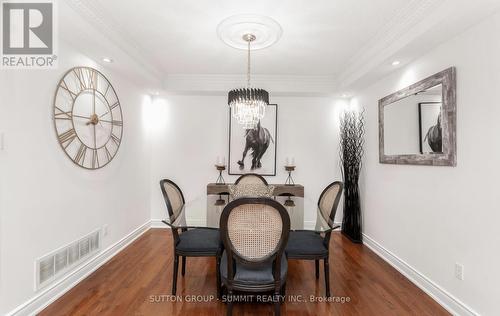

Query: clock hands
left=73, top=114, right=91, bottom=120
left=73, top=114, right=100, bottom=125
left=71, top=96, right=117, bottom=150
left=93, top=124, right=96, bottom=148
left=99, top=119, right=116, bottom=124
left=85, top=114, right=100, bottom=126
left=74, top=113, right=113, bottom=126
left=92, top=89, right=97, bottom=149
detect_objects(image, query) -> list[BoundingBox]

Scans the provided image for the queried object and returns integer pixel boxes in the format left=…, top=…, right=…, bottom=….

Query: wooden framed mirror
left=378, top=67, right=456, bottom=166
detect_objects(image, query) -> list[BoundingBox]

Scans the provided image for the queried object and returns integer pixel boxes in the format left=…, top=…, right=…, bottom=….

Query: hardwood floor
left=40, top=229, right=449, bottom=316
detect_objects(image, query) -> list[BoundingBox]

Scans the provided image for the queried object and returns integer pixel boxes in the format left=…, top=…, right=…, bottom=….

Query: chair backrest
left=220, top=198, right=290, bottom=280
left=235, top=173, right=268, bottom=185
left=228, top=183, right=275, bottom=199
left=318, top=181, right=344, bottom=225
left=159, top=179, right=185, bottom=220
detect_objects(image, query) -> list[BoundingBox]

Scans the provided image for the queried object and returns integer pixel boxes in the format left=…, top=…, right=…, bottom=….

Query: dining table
left=165, top=194, right=335, bottom=233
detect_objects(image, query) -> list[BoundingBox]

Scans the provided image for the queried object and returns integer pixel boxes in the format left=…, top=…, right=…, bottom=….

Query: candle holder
left=284, top=197, right=295, bottom=207
left=215, top=165, right=226, bottom=185
left=215, top=194, right=226, bottom=206
left=284, top=165, right=296, bottom=186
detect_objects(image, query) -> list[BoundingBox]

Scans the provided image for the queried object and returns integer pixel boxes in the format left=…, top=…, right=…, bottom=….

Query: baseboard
left=6, top=221, right=152, bottom=316
left=151, top=218, right=169, bottom=228
left=304, top=220, right=316, bottom=230
left=362, top=233, right=478, bottom=316
left=150, top=218, right=207, bottom=228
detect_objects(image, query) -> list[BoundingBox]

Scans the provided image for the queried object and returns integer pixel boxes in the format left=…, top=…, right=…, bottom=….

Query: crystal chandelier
left=228, top=34, right=269, bottom=129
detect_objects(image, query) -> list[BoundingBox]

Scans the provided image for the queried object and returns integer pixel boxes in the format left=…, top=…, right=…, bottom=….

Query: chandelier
left=228, top=34, right=269, bottom=129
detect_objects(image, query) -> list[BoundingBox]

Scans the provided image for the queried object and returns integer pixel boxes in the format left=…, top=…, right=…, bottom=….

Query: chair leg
left=280, top=282, right=286, bottom=296
left=274, top=290, right=281, bottom=316
left=172, top=255, right=179, bottom=295
left=227, top=289, right=233, bottom=316
left=324, top=257, right=330, bottom=297
left=315, top=260, right=319, bottom=279
left=181, top=256, right=186, bottom=276
left=216, top=255, right=222, bottom=299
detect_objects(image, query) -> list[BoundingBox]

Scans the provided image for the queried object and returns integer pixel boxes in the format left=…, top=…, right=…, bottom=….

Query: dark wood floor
left=40, top=229, right=449, bottom=316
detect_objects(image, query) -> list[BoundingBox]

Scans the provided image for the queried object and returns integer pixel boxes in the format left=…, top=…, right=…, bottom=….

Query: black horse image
left=237, top=121, right=274, bottom=170
left=424, top=115, right=442, bottom=153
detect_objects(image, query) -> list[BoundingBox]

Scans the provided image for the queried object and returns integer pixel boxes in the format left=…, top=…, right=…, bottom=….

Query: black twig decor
left=339, top=109, right=365, bottom=243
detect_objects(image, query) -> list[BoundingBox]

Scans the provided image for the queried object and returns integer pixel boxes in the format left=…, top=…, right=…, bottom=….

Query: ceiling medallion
left=218, top=15, right=281, bottom=129
left=217, top=14, right=282, bottom=50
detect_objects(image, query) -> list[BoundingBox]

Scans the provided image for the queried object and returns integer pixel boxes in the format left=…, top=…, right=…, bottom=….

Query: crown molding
left=337, top=0, right=442, bottom=89
left=163, top=74, right=339, bottom=96
left=65, top=0, right=163, bottom=82
left=65, top=0, right=470, bottom=95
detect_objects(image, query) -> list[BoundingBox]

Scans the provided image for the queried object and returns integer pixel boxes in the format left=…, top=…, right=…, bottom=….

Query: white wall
left=354, top=11, right=500, bottom=316
left=5, top=3, right=498, bottom=315
left=0, top=41, right=152, bottom=314
left=149, top=95, right=346, bottom=224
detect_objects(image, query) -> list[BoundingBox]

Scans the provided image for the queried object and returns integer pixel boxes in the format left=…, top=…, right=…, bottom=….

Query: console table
left=206, top=183, right=304, bottom=197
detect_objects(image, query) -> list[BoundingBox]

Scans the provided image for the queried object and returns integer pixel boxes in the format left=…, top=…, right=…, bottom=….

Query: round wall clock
left=53, top=66, right=123, bottom=169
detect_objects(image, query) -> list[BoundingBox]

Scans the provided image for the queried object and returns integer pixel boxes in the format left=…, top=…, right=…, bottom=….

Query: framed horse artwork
left=228, top=104, right=277, bottom=176
left=418, top=102, right=443, bottom=154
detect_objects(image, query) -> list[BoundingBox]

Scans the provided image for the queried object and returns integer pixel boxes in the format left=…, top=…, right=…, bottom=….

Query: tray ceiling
left=64, top=0, right=500, bottom=92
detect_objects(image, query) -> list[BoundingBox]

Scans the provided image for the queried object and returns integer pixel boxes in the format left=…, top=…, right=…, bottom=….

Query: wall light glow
left=142, top=94, right=168, bottom=135
left=349, top=98, right=360, bottom=112
left=398, top=68, right=417, bottom=90
left=331, top=97, right=365, bottom=131
left=332, top=99, right=350, bottom=128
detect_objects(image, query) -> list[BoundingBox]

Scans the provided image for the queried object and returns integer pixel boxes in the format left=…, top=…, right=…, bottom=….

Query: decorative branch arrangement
left=339, top=108, right=365, bottom=243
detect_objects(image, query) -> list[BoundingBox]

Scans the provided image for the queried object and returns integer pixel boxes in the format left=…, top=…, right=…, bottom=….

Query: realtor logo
left=1, top=0, right=57, bottom=68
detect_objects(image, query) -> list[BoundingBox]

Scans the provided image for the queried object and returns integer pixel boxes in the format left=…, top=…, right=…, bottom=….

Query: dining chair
left=228, top=183, right=275, bottom=199
left=160, top=179, right=223, bottom=296
left=230, top=173, right=274, bottom=198
left=234, top=173, right=268, bottom=185
left=285, top=181, right=343, bottom=297
left=220, top=198, right=290, bottom=316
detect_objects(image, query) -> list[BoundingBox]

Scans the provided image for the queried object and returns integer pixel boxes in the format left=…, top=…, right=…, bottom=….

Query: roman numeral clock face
left=53, top=67, right=123, bottom=169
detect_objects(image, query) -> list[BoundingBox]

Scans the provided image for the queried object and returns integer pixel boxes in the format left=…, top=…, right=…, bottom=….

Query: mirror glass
left=384, top=84, right=442, bottom=155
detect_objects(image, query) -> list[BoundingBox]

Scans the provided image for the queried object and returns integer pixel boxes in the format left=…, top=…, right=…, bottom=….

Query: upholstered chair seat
left=176, top=228, right=220, bottom=253
left=285, top=231, right=328, bottom=257
left=220, top=250, right=287, bottom=283
left=285, top=181, right=343, bottom=297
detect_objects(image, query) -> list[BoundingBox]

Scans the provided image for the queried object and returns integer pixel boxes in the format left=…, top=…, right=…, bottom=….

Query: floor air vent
left=36, top=229, right=101, bottom=290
